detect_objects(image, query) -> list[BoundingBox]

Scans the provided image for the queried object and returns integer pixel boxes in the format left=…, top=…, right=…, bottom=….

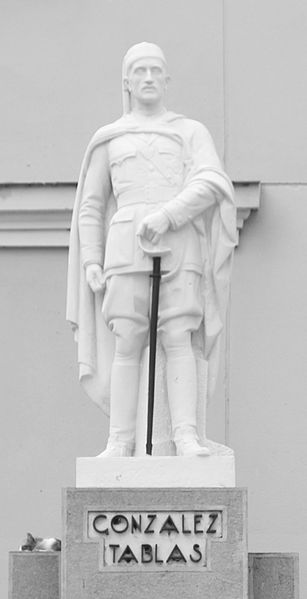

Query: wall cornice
left=0, top=182, right=260, bottom=247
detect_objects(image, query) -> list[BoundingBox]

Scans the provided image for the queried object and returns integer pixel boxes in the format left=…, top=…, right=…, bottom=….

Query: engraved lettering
left=93, top=515, right=108, bottom=535
left=141, top=544, right=153, bottom=563
left=109, top=544, right=120, bottom=564
left=88, top=509, right=223, bottom=570
left=111, top=515, right=129, bottom=534
left=181, top=514, right=191, bottom=534
left=189, top=544, right=202, bottom=563
left=160, top=515, right=179, bottom=534
left=194, top=514, right=203, bottom=534
left=206, top=513, right=218, bottom=535
left=166, top=544, right=187, bottom=564
left=154, top=544, right=163, bottom=563
left=131, top=515, right=142, bottom=533
left=144, top=514, right=156, bottom=534
left=118, top=545, right=138, bottom=564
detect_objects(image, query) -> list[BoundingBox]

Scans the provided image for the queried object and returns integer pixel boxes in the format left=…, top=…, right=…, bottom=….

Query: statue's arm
left=161, top=122, right=222, bottom=230
left=79, top=142, right=112, bottom=291
left=79, top=142, right=111, bottom=267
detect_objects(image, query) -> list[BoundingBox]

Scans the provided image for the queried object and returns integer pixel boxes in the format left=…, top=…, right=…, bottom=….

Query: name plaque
left=86, top=509, right=226, bottom=571
left=63, top=488, right=247, bottom=599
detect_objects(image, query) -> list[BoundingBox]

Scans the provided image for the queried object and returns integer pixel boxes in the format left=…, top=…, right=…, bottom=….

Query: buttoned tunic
left=78, top=118, right=218, bottom=281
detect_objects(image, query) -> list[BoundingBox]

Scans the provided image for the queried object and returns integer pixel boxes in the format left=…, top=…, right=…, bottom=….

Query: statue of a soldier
left=67, top=42, right=236, bottom=457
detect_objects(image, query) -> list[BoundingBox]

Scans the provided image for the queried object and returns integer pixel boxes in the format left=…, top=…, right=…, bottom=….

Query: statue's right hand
left=85, top=264, right=104, bottom=293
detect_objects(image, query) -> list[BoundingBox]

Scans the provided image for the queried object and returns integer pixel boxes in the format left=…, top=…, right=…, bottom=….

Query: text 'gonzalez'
left=86, top=510, right=225, bottom=570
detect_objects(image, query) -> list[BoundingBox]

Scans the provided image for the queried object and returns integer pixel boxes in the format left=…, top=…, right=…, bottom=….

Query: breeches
left=102, top=271, right=203, bottom=345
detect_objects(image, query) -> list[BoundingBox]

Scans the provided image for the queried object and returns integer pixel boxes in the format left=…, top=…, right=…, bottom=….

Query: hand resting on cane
left=137, top=210, right=170, bottom=245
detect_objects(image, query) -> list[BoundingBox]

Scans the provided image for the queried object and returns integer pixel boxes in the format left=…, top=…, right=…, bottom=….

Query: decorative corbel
left=233, top=181, right=261, bottom=245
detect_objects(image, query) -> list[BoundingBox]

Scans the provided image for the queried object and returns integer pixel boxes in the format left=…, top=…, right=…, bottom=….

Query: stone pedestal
left=8, top=459, right=300, bottom=599
left=249, top=553, right=299, bottom=599
left=9, top=548, right=300, bottom=599
left=8, top=452, right=300, bottom=599
left=9, top=552, right=60, bottom=599
left=62, top=486, right=248, bottom=599
left=76, top=455, right=235, bottom=489
left=76, top=442, right=235, bottom=489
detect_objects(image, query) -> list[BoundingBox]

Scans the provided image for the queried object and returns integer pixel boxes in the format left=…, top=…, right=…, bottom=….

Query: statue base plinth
left=76, top=442, right=235, bottom=488
left=62, top=487, right=247, bottom=599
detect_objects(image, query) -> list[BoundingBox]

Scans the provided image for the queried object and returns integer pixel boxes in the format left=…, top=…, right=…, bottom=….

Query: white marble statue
left=67, top=42, right=236, bottom=458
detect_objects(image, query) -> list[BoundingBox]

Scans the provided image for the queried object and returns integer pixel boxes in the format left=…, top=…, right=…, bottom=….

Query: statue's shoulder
left=90, top=117, right=127, bottom=146
left=173, top=116, right=212, bottom=140
left=170, top=116, right=220, bottom=161
left=77, top=117, right=128, bottom=176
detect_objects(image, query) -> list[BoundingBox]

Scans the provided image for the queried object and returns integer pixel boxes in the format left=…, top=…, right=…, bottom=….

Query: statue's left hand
left=137, top=210, right=170, bottom=245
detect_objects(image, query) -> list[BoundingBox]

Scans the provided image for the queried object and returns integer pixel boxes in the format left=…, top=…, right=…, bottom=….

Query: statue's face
left=125, top=57, right=169, bottom=108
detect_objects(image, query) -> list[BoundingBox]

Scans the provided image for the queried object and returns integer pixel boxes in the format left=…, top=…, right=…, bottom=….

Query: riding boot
left=97, top=361, right=139, bottom=457
left=166, top=355, right=210, bottom=456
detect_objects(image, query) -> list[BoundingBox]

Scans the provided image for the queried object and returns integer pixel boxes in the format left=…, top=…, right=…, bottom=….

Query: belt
left=117, top=187, right=177, bottom=209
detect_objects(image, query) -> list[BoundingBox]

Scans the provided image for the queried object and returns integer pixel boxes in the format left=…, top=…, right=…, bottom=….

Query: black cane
left=146, top=256, right=161, bottom=455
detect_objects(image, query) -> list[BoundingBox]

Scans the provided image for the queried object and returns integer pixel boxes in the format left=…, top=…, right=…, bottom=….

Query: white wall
left=231, top=186, right=307, bottom=594
left=224, top=3, right=307, bottom=593
left=0, top=0, right=224, bottom=182
left=224, top=0, right=307, bottom=183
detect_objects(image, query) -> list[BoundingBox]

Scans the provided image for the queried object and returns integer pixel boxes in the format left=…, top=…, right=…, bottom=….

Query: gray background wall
left=1, top=1, right=306, bottom=597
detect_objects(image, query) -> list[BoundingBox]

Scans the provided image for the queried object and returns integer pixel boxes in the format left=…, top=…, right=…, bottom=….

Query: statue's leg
left=159, top=271, right=210, bottom=457
left=105, top=323, right=147, bottom=455
left=98, top=274, right=149, bottom=457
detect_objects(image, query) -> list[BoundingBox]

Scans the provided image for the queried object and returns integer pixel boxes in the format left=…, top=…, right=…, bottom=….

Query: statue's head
left=122, top=42, right=169, bottom=113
